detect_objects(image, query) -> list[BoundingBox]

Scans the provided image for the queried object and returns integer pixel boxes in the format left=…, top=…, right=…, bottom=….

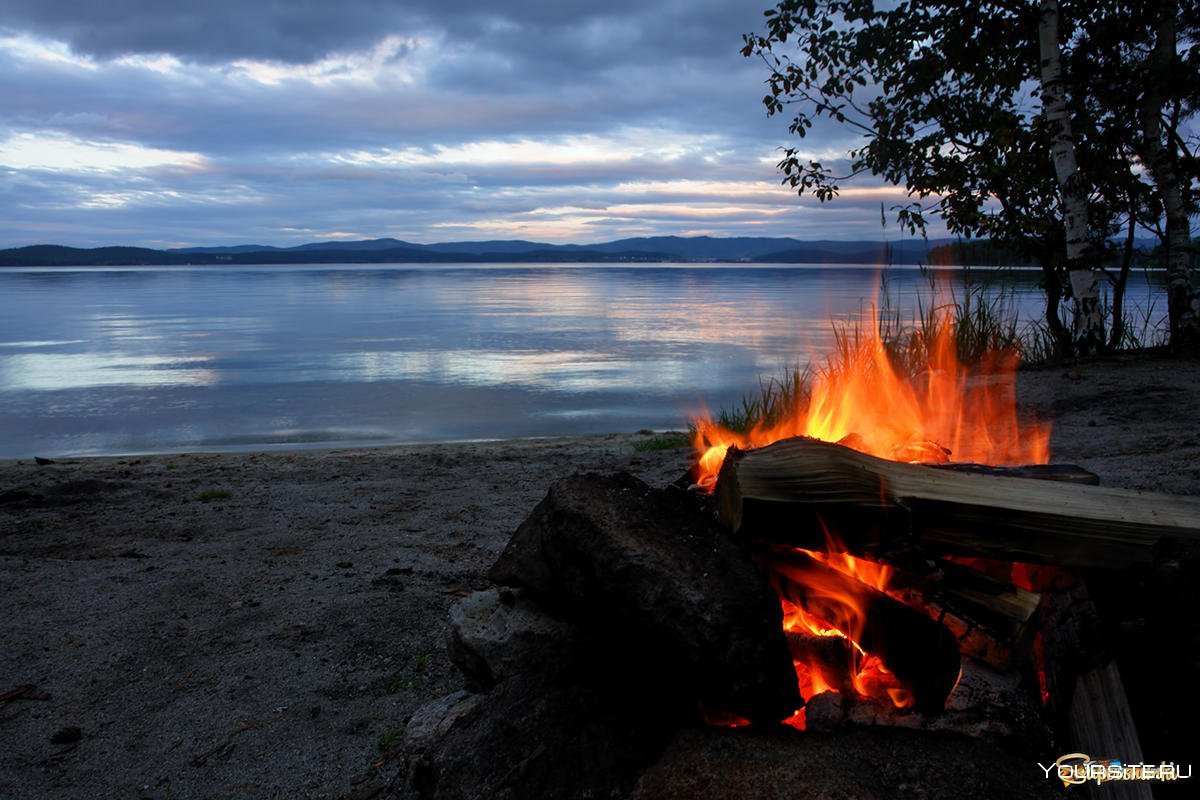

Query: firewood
left=716, top=437, right=1200, bottom=569
left=1037, top=573, right=1151, bottom=800
left=761, top=550, right=961, bottom=713
left=762, top=544, right=1038, bottom=671
left=881, top=558, right=1039, bottom=671
left=783, top=632, right=857, bottom=696
left=931, top=462, right=1100, bottom=485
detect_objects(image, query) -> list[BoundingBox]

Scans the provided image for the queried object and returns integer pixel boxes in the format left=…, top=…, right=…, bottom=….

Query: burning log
left=886, top=558, right=1041, bottom=671
left=716, top=437, right=1200, bottom=569
left=762, top=544, right=1039, bottom=671
left=783, top=632, right=857, bottom=697
left=762, top=549, right=961, bottom=714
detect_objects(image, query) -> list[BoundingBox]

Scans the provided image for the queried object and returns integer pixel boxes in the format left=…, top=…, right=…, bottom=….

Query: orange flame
left=691, top=310, right=1050, bottom=489
left=775, top=537, right=914, bottom=728
left=693, top=308, right=1048, bottom=729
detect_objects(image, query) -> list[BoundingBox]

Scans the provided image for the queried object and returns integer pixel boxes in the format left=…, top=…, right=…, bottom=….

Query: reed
left=706, top=272, right=1141, bottom=434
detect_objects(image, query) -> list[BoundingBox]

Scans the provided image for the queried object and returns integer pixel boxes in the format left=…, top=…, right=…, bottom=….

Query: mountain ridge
left=1, top=236, right=958, bottom=267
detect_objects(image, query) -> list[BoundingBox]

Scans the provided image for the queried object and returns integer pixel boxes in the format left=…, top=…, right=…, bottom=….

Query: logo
left=1039, top=753, right=1193, bottom=786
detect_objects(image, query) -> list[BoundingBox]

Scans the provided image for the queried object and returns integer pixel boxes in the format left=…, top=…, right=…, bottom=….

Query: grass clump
left=633, top=431, right=691, bottom=451
left=196, top=487, right=232, bottom=502
left=706, top=275, right=1034, bottom=435
left=377, top=729, right=403, bottom=752
left=711, top=366, right=811, bottom=435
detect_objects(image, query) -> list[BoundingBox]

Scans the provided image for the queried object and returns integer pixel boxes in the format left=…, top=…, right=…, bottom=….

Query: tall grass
left=712, top=365, right=811, bottom=433
left=705, top=271, right=1162, bottom=435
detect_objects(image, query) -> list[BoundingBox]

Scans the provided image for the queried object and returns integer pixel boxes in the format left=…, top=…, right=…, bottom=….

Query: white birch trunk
left=1038, top=0, right=1105, bottom=354
left=1139, top=3, right=1199, bottom=348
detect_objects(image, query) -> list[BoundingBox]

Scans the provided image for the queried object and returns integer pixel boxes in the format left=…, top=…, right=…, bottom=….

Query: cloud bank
left=0, top=0, right=927, bottom=247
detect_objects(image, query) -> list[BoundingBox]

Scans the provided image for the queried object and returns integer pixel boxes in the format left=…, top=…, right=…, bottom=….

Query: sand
left=2, top=354, right=1198, bottom=799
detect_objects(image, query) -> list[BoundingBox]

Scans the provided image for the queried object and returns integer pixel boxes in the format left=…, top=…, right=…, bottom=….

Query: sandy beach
left=2, top=354, right=1199, bottom=799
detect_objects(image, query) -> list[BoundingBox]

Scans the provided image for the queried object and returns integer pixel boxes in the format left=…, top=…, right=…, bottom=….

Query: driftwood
left=761, top=549, right=961, bottom=714
left=716, top=437, right=1200, bottom=569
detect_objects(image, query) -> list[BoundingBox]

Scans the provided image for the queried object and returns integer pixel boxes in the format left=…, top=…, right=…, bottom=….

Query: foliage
left=743, top=0, right=1200, bottom=353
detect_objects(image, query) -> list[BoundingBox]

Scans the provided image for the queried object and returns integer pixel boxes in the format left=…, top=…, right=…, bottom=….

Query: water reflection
left=0, top=264, right=1151, bottom=457
left=1, top=353, right=218, bottom=390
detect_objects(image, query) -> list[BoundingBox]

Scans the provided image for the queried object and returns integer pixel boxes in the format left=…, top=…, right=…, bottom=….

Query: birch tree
left=1038, top=0, right=1105, bottom=354
left=1072, top=0, right=1200, bottom=350
left=745, top=0, right=1196, bottom=355
left=1140, top=5, right=1200, bottom=347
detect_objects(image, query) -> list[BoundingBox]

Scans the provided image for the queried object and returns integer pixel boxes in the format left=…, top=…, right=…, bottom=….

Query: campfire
left=691, top=314, right=1050, bottom=491
left=689, top=314, right=1050, bottom=728
left=402, top=311, right=1200, bottom=799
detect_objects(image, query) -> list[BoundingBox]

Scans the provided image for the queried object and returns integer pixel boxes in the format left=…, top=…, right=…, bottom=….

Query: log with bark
left=715, top=437, right=1200, bottom=569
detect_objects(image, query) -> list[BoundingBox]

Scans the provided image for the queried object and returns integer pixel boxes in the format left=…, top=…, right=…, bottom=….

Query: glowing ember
left=693, top=310, right=1049, bottom=728
left=773, top=540, right=915, bottom=728
left=691, top=311, right=1050, bottom=490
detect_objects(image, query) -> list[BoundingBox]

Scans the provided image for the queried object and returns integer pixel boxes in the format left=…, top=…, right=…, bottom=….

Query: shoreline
left=0, top=432, right=693, bottom=799
left=0, top=430, right=692, bottom=469
left=3, top=357, right=1200, bottom=798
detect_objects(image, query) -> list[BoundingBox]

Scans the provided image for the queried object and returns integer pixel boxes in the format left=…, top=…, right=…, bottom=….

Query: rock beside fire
left=407, top=669, right=682, bottom=800
left=489, top=472, right=801, bottom=723
left=446, top=587, right=584, bottom=692
left=409, top=584, right=687, bottom=800
left=404, top=472, right=803, bottom=800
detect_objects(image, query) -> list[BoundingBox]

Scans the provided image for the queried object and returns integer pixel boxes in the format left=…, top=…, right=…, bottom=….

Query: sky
left=0, top=0, right=924, bottom=248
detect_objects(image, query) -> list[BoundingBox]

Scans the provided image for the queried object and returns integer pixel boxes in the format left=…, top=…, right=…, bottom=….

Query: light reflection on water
left=0, top=353, right=219, bottom=391
left=0, top=263, right=1151, bottom=457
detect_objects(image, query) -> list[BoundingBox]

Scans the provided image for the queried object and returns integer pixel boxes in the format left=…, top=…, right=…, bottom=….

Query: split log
left=762, top=550, right=961, bottom=714
left=716, top=437, right=1200, bottom=569
left=931, top=462, right=1100, bottom=485
left=887, top=558, right=1041, bottom=671
left=1036, top=573, right=1151, bottom=800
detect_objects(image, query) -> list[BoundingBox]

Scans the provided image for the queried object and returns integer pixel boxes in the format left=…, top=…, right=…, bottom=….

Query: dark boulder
left=489, top=472, right=800, bottom=724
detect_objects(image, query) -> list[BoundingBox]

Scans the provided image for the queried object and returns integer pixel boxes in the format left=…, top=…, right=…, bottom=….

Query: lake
left=0, top=263, right=1129, bottom=458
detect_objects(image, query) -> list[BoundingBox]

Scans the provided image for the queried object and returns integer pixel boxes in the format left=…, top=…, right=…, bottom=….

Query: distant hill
left=0, top=236, right=959, bottom=267
left=167, top=244, right=283, bottom=254
left=0, top=245, right=204, bottom=266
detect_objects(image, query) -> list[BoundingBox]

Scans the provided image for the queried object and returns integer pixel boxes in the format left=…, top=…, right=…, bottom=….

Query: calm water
left=0, top=263, right=1074, bottom=457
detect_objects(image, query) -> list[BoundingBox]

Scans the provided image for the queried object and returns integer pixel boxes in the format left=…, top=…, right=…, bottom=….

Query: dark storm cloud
left=0, top=0, right=409, bottom=63
left=0, top=0, right=759, bottom=65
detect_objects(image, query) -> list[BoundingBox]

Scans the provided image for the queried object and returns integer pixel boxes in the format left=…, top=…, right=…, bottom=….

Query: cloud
left=0, top=131, right=207, bottom=172
left=0, top=1, right=927, bottom=248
